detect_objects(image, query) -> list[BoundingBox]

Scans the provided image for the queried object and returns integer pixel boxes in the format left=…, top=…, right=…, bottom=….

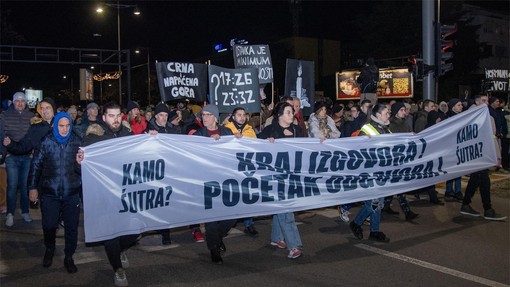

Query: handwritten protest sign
left=156, top=62, right=208, bottom=101
left=233, top=44, right=273, bottom=84
left=208, top=65, right=260, bottom=113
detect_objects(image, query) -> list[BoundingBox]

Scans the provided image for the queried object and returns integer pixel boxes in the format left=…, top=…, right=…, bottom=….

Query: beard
left=107, top=121, right=121, bottom=132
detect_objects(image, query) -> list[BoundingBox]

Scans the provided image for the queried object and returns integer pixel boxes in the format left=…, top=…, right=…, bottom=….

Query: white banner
left=81, top=105, right=496, bottom=242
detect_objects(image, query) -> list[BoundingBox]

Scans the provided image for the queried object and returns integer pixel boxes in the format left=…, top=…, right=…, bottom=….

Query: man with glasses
left=193, top=104, right=239, bottom=264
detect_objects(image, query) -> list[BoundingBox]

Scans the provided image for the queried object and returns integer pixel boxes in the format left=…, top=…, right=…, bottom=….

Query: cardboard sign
left=233, top=44, right=273, bottom=84
left=156, top=62, right=208, bottom=102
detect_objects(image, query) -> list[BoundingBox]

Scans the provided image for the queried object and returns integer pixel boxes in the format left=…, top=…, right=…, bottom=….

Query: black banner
left=208, top=65, right=261, bottom=114
left=284, top=59, right=314, bottom=116
left=156, top=62, right=208, bottom=102
left=233, top=44, right=273, bottom=84
left=484, top=69, right=509, bottom=92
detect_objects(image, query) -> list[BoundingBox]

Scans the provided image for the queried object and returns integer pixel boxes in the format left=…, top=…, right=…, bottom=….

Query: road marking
left=355, top=244, right=509, bottom=287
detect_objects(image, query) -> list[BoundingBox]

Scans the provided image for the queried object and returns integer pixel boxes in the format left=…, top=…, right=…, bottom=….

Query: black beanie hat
left=154, top=102, right=169, bottom=115
left=41, top=97, right=57, bottom=114
left=314, top=101, right=329, bottom=113
left=448, top=98, right=461, bottom=109
left=126, top=101, right=140, bottom=113
left=391, top=102, right=405, bottom=117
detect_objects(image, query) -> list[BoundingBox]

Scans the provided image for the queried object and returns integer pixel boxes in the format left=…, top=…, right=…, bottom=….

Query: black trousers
left=41, top=194, right=80, bottom=258
left=501, top=138, right=509, bottom=169
left=462, top=169, right=491, bottom=211
left=104, top=234, right=139, bottom=271
left=205, top=219, right=236, bottom=250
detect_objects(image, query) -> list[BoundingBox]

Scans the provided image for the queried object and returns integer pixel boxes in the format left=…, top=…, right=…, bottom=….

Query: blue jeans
left=271, top=212, right=302, bottom=249
left=243, top=217, right=254, bottom=227
left=446, top=177, right=462, bottom=193
left=6, top=155, right=31, bottom=215
left=354, top=198, right=383, bottom=232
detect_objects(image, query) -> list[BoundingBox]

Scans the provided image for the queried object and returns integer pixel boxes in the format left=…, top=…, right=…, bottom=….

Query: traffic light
left=436, top=23, right=457, bottom=76
left=407, top=57, right=424, bottom=80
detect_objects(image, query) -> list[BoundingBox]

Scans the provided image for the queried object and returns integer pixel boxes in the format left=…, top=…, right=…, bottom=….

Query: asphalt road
left=1, top=173, right=509, bottom=287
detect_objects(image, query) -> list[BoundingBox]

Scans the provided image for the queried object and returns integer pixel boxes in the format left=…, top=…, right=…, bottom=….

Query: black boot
left=349, top=221, right=363, bottom=240
left=210, top=248, right=223, bottom=264
left=369, top=231, right=390, bottom=242
left=218, top=240, right=226, bottom=254
left=43, top=248, right=54, bottom=268
left=405, top=210, right=419, bottom=221
left=43, top=229, right=56, bottom=268
left=64, top=257, right=78, bottom=273
left=161, top=231, right=171, bottom=245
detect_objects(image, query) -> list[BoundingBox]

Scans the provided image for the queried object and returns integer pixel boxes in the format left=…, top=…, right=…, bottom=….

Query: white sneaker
left=114, top=268, right=128, bottom=287
left=287, top=248, right=303, bottom=259
left=120, top=251, right=129, bottom=269
left=339, top=208, right=350, bottom=222
left=22, top=213, right=32, bottom=223
left=5, top=213, right=14, bottom=227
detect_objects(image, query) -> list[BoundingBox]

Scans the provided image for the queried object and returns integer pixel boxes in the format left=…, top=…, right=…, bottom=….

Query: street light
left=96, top=1, right=140, bottom=105
left=134, top=48, right=151, bottom=106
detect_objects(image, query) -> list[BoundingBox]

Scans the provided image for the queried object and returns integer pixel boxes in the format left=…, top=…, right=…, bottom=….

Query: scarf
left=53, top=112, right=73, bottom=144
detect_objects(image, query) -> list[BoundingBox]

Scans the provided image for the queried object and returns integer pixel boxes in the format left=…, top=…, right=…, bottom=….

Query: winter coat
left=122, top=114, right=147, bottom=135
left=193, top=126, right=233, bottom=137
left=6, top=120, right=52, bottom=155
left=28, top=132, right=82, bottom=198
left=258, top=122, right=304, bottom=139
left=75, top=112, right=103, bottom=138
left=343, top=113, right=366, bottom=137
left=144, top=118, right=181, bottom=134
left=81, top=123, right=133, bottom=147
left=357, top=64, right=379, bottom=93
left=308, top=113, right=340, bottom=139
left=0, top=105, right=34, bottom=142
left=389, top=116, right=411, bottom=133
left=224, top=120, right=257, bottom=138
left=413, top=110, right=428, bottom=133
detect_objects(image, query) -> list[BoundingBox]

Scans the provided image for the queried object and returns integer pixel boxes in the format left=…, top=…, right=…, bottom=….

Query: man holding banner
left=460, top=95, right=506, bottom=221
left=193, top=104, right=239, bottom=264
left=78, top=102, right=136, bottom=287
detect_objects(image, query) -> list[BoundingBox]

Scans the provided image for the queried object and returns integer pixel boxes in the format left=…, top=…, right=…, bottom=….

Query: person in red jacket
left=122, top=101, right=147, bottom=134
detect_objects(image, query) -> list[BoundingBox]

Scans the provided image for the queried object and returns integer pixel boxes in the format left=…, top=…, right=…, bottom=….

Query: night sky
left=0, top=0, right=508, bottom=101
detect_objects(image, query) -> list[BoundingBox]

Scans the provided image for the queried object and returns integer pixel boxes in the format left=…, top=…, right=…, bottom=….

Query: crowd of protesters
left=1, top=91, right=509, bottom=286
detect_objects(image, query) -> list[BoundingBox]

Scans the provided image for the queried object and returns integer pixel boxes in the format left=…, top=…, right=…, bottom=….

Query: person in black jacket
left=77, top=102, right=137, bottom=286
left=258, top=102, right=304, bottom=260
left=193, top=104, right=238, bottom=264
left=144, top=102, right=181, bottom=135
left=28, top=112, right=82, bottom=273
left=144, top=102, right=180, bottom=245
left=357, top=57, right=379, bottom=105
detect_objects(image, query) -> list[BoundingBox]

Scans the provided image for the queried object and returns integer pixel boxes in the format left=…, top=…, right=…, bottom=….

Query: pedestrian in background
left=1, top=92, right=34, bottom=226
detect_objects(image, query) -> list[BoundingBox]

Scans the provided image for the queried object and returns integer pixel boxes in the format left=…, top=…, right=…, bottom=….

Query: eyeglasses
left=202, top=113, right=214, bottom=117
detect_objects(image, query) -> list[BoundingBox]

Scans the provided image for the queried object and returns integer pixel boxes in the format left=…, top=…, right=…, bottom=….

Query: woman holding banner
left=258, top=102, right=304, bottom=259
left=349, top=103, right=391, bottom=243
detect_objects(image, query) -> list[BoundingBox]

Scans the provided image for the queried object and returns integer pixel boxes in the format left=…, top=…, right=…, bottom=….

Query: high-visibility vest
left=360, top=123, right=380, bottom=136
left=360, top=123, right=392, bottom=136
